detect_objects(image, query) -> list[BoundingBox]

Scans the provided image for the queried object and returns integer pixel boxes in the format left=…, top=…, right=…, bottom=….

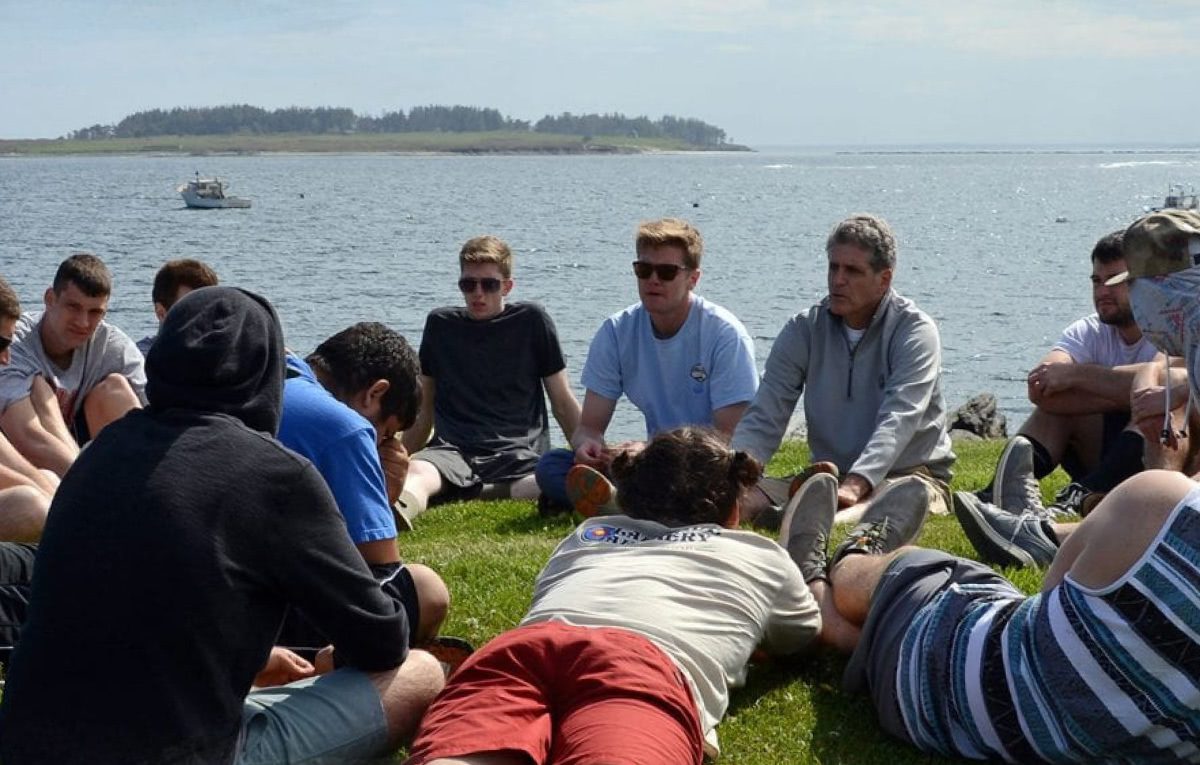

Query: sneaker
left=778, top=472, right=838, bottom=583
left=830, top=478, right=929, bottom=566
left=418, top=636, right=476, bottom=679
left=952, top=491, right=1057, bottom=568
left=1046, top=481, right=1091, bottom=518
left=992, top=436, right=1048, bottom=517
left=566, top=464, right=619, bottom=518
left=536, top=493, right=573, bottom=518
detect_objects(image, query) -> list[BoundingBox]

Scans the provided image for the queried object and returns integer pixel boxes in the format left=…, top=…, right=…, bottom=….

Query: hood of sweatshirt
left=145, top=286, right=285, bottom=436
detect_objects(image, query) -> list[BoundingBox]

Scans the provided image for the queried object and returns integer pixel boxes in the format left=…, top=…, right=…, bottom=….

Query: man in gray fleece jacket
left=733, top=214, right=954, bottom=546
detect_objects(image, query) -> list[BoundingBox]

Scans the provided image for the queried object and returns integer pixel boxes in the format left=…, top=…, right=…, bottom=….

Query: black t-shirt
left=419, top=302, right=566, bottom=467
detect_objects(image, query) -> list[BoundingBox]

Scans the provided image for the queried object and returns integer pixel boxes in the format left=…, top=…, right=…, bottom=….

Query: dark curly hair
left=610, top=427, right=761, bottom=527
left=306, top=322, right=421, bottom=430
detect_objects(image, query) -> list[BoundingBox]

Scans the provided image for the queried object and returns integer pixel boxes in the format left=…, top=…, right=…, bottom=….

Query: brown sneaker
left=788, top=461, right=840, bottom=499
left=566, top=464, right=619, bottom=518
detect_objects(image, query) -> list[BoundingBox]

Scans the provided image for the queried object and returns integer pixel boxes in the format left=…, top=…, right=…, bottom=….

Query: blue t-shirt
left=277, top=355, right=396, bottom=544
left=581, top=295, right=758, bottom=437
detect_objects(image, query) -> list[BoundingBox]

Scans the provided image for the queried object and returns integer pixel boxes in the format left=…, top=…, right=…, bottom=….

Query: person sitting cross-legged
left=405, top=427, right=821, bottom=765
left=0, top=252, right=145, bottom=477
left=398, top=235, right=580, bottom=523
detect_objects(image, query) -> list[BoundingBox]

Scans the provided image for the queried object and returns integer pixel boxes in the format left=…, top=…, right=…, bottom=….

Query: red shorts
left=406, top=621, right=704, bottom=765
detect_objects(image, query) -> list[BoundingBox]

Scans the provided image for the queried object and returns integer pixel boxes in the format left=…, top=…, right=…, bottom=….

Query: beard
left=1097, top=304, right=1135, bottom=327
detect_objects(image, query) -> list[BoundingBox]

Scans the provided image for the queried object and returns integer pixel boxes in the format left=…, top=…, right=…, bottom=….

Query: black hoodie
left=0, top=287, right=409, bottom=765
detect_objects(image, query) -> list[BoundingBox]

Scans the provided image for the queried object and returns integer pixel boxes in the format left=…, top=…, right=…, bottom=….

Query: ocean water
left=2, top=148, right=1198, bottom=442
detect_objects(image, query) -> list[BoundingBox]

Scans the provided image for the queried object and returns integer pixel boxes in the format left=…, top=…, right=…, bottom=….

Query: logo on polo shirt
left=690, top=364, right=708, bottom=383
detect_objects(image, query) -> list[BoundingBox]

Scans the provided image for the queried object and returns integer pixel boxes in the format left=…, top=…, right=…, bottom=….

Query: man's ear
left=153, top=302, right=168, bottom=323
left=43, top=288, right=54, bottom=309
left=365, top=378, right=391, bottom=407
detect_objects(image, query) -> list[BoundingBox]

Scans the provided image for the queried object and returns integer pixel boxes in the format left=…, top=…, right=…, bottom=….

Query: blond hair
left=635, top=218, right=703, bottom=270
left=459, top=235, right=513, bottom=278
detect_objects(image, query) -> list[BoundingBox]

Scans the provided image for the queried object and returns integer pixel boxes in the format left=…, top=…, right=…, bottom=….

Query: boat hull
left=181, top=190, right=251, bottom=209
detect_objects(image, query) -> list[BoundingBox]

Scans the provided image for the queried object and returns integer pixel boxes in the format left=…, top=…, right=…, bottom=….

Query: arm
left=272, top=466, right=410, bottom=671
left=712, top=402, right=748, bottom=439
left=0, top=431, right=55, bottom=495
left=400, top=375, right=435, bottom=454
left=730, top=315, right=809, bottom=465
left=0, top=397, right=77, bottom=477
left=847, top=315, right=941, bottom=489
left=571, top=390, right=617, bottom=469
left=1028, top=349, right=1149, bottom=415
left=542, top=369, right=581, bottom=444
left=760, top=556, right=822, bottom=657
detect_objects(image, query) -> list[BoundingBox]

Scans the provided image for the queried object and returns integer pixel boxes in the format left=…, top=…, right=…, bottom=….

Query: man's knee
left=408, top=563, right=449, bottom=642
left=370, top=648, right=446, bottom=746
left=83, top=374, right=141, bottom=435
left=0, top=486, right=50, bottom=543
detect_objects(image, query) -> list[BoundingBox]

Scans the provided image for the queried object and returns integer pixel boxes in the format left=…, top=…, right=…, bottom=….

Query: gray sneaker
left=952, top=491, right=1058, bottom=568
left=778, top=473, right=838, bottom=583
left=830, top=478, right=929, bottom=566
left=992, top=436, right=1048, bottom=517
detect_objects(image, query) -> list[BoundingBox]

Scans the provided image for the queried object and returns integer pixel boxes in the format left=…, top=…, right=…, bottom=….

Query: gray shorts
left=842, top=549, right=1018, bottom=743
left=237, top=669, right=390, bottom=764
left=414, top=441, right=538, bottom=502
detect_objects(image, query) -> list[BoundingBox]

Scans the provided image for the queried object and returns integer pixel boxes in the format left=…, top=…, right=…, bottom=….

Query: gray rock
left=949, top=428, right=984, bottom=443
left=949, top=393, right=1007, bottom=440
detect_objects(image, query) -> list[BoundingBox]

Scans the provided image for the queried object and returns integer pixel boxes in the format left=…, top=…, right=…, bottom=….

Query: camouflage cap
left=1107, top=208, right=1200, bottom=285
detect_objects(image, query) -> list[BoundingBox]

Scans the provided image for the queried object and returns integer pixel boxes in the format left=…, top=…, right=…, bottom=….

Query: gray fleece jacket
left=732, top=289, right=954, bottom=487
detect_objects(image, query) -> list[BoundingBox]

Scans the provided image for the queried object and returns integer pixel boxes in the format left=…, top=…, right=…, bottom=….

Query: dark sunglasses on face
left=458, top=277, right=503, bottom=294
left=632, top=261, right=691, bottom=281
left=0, top=335, right=10, bottom=353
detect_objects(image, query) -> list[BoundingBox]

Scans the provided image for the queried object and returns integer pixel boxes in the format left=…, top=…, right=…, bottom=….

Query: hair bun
left=729, top=450, right=762, bottom=487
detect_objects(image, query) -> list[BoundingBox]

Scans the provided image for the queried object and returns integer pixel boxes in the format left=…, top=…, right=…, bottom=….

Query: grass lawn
left=400, top=438, right=1065, bottom=764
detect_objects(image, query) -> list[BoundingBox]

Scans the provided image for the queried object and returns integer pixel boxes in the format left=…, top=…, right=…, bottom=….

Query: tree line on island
left=67, top=104, right=731, bottom=147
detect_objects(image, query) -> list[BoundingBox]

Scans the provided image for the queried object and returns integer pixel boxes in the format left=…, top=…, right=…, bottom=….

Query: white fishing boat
left=177, top=173, right=251, bottom=209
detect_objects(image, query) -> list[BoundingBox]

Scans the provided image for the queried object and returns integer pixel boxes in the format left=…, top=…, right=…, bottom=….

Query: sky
left=2, top=0, right=1198, bottom=147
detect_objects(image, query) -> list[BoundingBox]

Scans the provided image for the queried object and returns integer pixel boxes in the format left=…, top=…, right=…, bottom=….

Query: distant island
left=0, top=104, right=750, bottom=156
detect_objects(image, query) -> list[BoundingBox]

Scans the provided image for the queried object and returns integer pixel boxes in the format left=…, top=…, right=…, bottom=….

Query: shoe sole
left=566, top=466, right=613, bottom=519
left=787, top=462, right=840, bottom=499
left=951, top=492, right=1034, bottom=568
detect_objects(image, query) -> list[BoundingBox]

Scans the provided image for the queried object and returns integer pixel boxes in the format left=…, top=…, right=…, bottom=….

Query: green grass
left=399, top=438, right=1067, bottom=764
left=0, top=132, right=748, bottom=156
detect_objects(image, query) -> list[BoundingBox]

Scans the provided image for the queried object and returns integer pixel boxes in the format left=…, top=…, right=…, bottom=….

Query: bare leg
left=808, top=579, right=860, bottom=654
left=828, top=549, right=910, bottom=628
left=82, top=373, right=142, bottom=437
left=29, top=376, right=79, bottom=454
left=0, top=486, right=50, bottom=542
left=2, top=393, right=77, bottom=477
left=407, top=563, right=449, bottom=644
left=401, top=460, right=442, bottom=518
left=368, top=648, right=447, bottom=748
left=1019, top=408, right=1102, bottom=475
left=1043, top=470, right=1194, bottom=591
left=508, top=474, right=540, bottom=500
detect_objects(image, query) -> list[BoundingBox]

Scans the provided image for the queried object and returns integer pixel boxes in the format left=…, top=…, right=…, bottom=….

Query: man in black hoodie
left=0, top=287, right=444, bottom=764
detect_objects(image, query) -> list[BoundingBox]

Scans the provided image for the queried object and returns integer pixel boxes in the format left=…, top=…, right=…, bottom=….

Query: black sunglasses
left=632, top=261, right=691, bottom=281
left=458, top=277, right=503, bottom=294
left=0, top=335, right=10, bottom=353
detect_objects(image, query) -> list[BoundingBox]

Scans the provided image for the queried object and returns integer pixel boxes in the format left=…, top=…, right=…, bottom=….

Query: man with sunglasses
left=734, top=213, right=954, bottom=538
left=398, top=235, right=580, bottom=519
left=535, top=218, right=758, bottom=510
left=0, top=253, right=146, bottom=478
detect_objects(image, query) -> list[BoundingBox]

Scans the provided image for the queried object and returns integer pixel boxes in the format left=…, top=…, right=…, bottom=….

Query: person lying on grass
left=405, top=426, right=821, bottom=765
left=782, top=458, right=1200, bottom=762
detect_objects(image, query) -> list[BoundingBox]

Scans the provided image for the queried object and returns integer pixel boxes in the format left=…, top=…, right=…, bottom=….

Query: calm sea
left=2, top=148, right=1198, bottom=442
